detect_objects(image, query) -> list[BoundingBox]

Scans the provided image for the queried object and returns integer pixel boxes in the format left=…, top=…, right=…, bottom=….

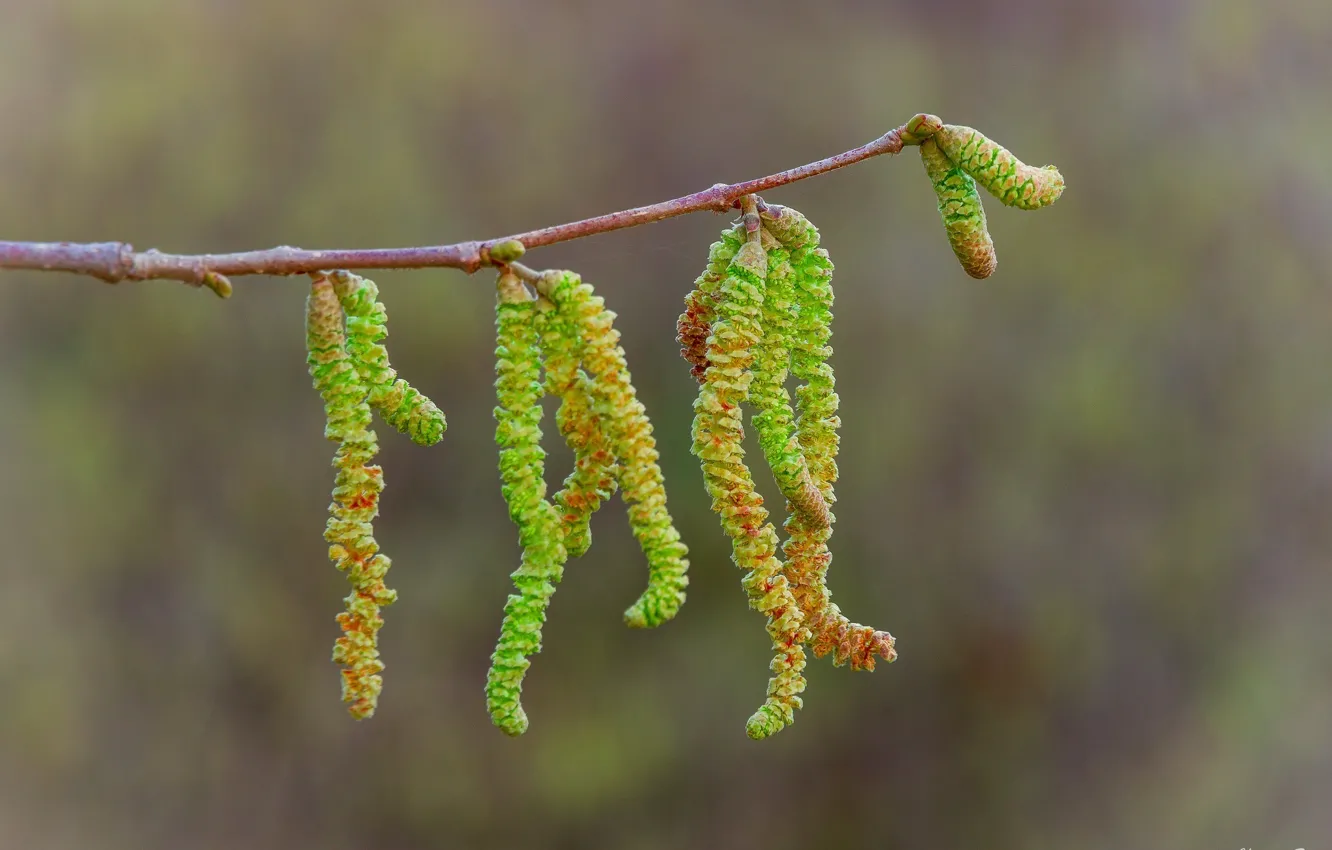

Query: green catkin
left=933, top=123, right=1065, bottom=211
left=329, top=270, right=446, bottom=447
left=749, top=228, right=831, bottom=529
left=919, top=137, right=998, bottom=280
left=760, top=207, right=897, bottom=672
left=541, top=270, right=690, bottom=629
left=306, top=274, right=396, bottom=720
left=677, top=225, right=745, bottom=383
left=534, top=290, right=618, bottom=558
left=486, top=272, right=570, bottom=736
left=691, top=235, right=809, bottom=739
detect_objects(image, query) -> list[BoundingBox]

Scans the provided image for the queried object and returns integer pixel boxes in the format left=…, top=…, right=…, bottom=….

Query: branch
left=0, top=114, right=929, bottom=295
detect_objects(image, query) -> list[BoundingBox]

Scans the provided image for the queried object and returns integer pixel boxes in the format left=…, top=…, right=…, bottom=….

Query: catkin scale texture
left=920, top=137, right=998, bottom=280
left=678, top=226, right=745, bottom=383
left=329, top=270, right=447, bottom=446
left=934, top=123, right=1064, bottom=211
left=534, top=289, right=617, bottom=559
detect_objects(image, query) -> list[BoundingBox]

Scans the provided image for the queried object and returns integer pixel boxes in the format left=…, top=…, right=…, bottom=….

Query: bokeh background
left=2, top=1, right=1330, bottom=847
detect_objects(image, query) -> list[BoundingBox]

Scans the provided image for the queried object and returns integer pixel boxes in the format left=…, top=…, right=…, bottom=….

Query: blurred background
left=2, top=0, right=1330, bottom=847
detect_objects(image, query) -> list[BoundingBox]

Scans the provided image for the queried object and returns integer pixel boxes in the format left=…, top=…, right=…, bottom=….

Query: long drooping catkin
left=306, top=274, right=397, bottom=719
left=691, top=234, right=810, bottom=739
left=760, top=206, right=896, bottom=672
left=486, top=271, right=570, bottom=736
left=540, top=271, right=691, bottom=629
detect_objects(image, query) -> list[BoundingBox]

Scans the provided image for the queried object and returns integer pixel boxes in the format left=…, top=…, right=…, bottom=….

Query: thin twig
left=0, top=116, right=924, bottom=292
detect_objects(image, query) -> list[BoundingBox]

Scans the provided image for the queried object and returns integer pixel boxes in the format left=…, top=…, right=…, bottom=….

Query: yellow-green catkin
left=542, top=270, right=690, bottom=629
left=534, top=287, right=617, bottom=558
left=933, top=123, right=1065, bottom=211
left=306, top=274, right=397, bottom=720
left=919, top=137, right=997, bottom=280
left=678, top=225, right=745, bottom=383
left=487, top=272, right=569, bottom=736
left=691, top=233, right=809, bottom=739
left=761, top=206, right=896, bottom=672
left=749, top=228, right=831, bottom=528
left=329, top=270, right=446, bottom=446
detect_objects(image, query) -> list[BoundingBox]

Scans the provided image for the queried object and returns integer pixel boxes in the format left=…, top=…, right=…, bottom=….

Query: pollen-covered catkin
left=691, top=235, right=809, bottom=739
left=919, top=137, right=997, bottom=280
left=678, top=225, right=745, bottom=383
left=534, top=288, right=617, bottom=558
left=486, top=272, right=570, bottom=736
left=306, top=274, right=396, bottom=720
left=542, top=271, right=690, bottom=629
left=933, top=124, right=1064, bottom=211
left=330, top=270, right=446, bottom=446
left=761, top=207, right=897, bottom=672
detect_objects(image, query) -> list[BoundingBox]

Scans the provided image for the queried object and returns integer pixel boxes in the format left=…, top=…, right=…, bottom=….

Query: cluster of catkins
left=900, top=114, right=1065, bottom=278
left=306, top=270, right=446, bottom=719
left=680, top=202, right=898, bottom=739
left=488, top=268, right=690, bottom=735
left=301, top=117, right=1062, bottom=737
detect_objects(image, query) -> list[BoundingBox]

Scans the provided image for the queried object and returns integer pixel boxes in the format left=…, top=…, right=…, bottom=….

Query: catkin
left=306, top=274, right=396, bottom=720
left=330, top=270, right=446, bottom=446
left=486, top=271, right=570, bottom=736
left=691, top=236, right=809, bottom=739
left=542, top=271, right=691, bottom=629
left=760, top=207, right=897, bottom=672
left=919, top=137, right=997, bottom=280
left=534, top=289, right=618, bottom=558
left=748, top=228, right=830, bottom=529
left=933, top=123, right=1065, bottom=211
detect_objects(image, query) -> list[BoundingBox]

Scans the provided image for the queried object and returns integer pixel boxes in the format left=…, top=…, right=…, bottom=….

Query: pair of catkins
left=486, top=268, right=690, bottom=735
left=903, top=114, right=1065, bottom=278
left=305, top=270, right=446, bottom=719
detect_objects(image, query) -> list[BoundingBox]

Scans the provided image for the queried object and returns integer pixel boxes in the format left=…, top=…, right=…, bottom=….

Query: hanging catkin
left=486, top=271, right=570, bottom=736
left=919, top=137, right=998, bottom=280
left=329, top=270, right=446, bottom=446
left=760, top=206, right=897, bottom=672
left=534, top=289, right=618, bottom=558
left=540, top=270, right=690, bottom=629
left=691, top=229, right=809, bottom=739
left=748, top=227, right=831, bottom=528
left=306, top=273, right=397, bottom=719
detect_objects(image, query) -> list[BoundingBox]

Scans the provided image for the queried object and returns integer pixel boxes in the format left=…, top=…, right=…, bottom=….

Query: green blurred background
left=2, top=1, right=1330, bottom=847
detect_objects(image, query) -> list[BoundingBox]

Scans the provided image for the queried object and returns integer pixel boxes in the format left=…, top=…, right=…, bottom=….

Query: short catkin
left=329, top=270, right=447, bottom=446
left=486, top=271, right=570, bottom=736
left=933, top=123, right=1065, bottom=211
left=919, top=137, right=998, bottom=280
left=691, top=234, right=809, bottom=739
left=306, top=273, right=397, bottom=720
